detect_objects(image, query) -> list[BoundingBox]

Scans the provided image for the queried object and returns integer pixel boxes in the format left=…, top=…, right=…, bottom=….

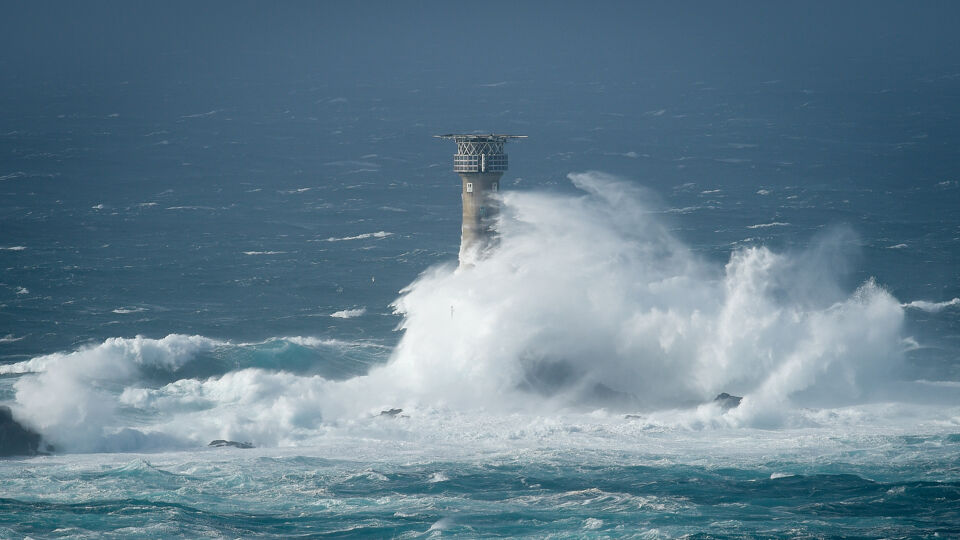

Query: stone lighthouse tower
left=435, top=133, right=526, bottom=266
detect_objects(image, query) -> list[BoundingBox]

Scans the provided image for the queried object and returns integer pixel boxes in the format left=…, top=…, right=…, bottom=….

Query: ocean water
left=3, top=2, right=960, bottom=537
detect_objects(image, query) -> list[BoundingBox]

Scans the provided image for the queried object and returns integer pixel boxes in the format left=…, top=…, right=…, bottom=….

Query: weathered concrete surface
left=458, top=171, right=503, bottom=265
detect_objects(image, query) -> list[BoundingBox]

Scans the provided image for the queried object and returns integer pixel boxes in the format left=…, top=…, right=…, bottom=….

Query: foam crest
left=4, top=172, right=938, bottom=451
left=11, top=335, right=222, bottom=450
left=902, top=298, right=960, bottom=312
left=359, top=172, right=909, bottom=424
left=8, top=335, right=385, bottom=451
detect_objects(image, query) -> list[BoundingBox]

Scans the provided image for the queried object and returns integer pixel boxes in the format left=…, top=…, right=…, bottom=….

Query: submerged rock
left=714, top=392, right=743, bottom=410
left=208, top=439, right=254, bottom=449
left=0, top=406, right=51, bottom=457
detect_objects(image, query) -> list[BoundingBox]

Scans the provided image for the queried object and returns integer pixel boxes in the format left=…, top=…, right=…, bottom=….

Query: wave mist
left=5, top=172, right=934, bottom=451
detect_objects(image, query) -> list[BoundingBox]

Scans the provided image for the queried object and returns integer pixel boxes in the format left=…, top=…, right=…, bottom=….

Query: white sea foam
left=0, top=171, right=27, bottom=181
left=274, top=336, right=388, bottom=350
left=180, top=110, right=219, bottom=118
left=11, top=335, right=223, bottom=451
left=330, top=308, right=366, bottom=319
left=746, top=222, right=790, bottom=229
left=8, top=172, right=951, bottom=452
left=582, top=518, right=603, bottom=529
left=0, top=246, right=26, bottom=251
left=428, top=472, right=449, bottom=483
left=112, top=307, right=148, bottom=314
left=243, top=251, right=286, bottom=256
left=350, top=175, right=899, bottom=425
left=325, top=231, right=392, bottom=242
left=902, top=298, right=960, bottom=312
left=663, top=206, right=708, bottom=214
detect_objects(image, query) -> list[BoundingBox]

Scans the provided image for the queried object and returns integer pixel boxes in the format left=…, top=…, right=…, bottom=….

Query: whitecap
left=663, top=206, right=706, bottom=214
left=112, top=307, right=148, bottom=314
left=0, top=246, right=26, bottom=251
left=902, top=298, right=959, bottom=312
left=179, top=110, right=218, bottom=119
left=330, top=308, right=366, bottom=319
left=746, top=222, right=790, bottom=229
left=325, top=231, right=392, bottom=242
left=582, top=518, right=603, bottom=529
left=428, top=517, right=454, bottom=532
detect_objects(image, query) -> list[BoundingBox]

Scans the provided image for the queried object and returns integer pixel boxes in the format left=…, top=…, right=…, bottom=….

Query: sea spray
left=6, top=172, right=921, bottom=451
left=367, top=172, right=907, bottom=424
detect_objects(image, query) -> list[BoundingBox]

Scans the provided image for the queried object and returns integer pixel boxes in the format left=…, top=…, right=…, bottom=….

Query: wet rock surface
left=208, top=439, right=254, bottom=449
left=0, top=406, right=51, bottom=456
left=714, top=393, right=743, bottom=410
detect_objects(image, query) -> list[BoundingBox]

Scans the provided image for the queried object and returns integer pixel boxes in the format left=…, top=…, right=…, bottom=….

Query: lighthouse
left=435, top=133, right=526, bottom=266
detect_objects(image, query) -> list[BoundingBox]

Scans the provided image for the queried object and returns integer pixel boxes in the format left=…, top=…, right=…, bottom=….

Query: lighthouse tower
left=435, top=134, right=526, bottom=266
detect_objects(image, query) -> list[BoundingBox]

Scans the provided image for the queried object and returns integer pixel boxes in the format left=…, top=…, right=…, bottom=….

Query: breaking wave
left=330, top=307, right=366, bottom=319
left=902, top=298, right=960, bottom=312
left=5, top=172, right=956, bottom=452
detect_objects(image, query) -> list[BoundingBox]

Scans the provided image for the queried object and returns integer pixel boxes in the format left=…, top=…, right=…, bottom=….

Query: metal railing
left=453, top=153, right=508, bottom=173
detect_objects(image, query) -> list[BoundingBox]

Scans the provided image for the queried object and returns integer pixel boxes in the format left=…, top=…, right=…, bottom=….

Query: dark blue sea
left=1, top=2, right=959, bottom=537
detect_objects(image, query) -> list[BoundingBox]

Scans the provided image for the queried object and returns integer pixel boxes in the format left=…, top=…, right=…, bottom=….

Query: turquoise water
left=2, top=427, right=959, bottom=537
left=3, top=2, right=960, bottom=537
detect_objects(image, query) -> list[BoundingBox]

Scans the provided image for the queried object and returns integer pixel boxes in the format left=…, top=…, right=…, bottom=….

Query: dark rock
left=208, top=439, right=254, bottom=449
left=0, top=405, right=51, bottom=457
left=714, top=392, right=743, bottom=410
left=379, top=408, right=403, bottom=417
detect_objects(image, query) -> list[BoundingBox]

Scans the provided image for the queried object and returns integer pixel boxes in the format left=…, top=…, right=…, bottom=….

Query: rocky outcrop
left=0, top=406, right=51, bottom=457
left=208, top=439, right=254, bottom=449
left=714, top=392, right=743, bottom=410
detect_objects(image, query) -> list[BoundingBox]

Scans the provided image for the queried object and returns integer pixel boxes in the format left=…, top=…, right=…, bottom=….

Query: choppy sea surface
left=3, top=22, right=960, bottom=538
